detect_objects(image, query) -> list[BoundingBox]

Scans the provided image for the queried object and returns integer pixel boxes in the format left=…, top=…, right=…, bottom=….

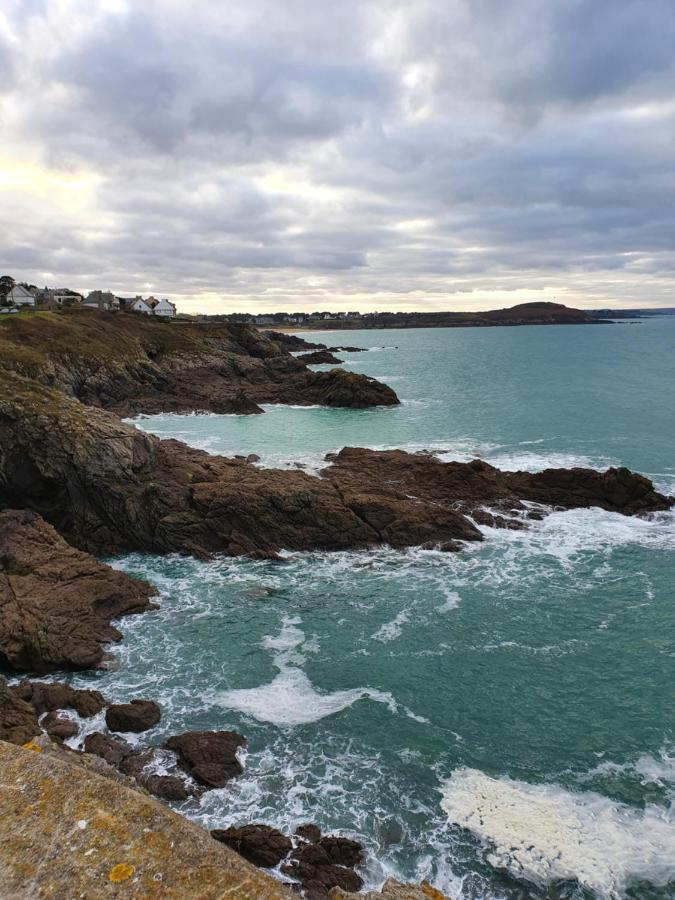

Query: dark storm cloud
left=1, top=0, right=674, bottom=308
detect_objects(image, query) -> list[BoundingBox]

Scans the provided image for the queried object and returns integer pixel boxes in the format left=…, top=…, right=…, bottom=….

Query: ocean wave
left=440, top=767, right=675, bottom=897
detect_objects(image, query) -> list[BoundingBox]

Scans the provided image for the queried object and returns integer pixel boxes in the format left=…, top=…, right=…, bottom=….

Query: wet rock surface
left=211, top=824, right=293, bottom=868
left=1, top=385, right=671, bottom=564
left=106, top=699, right=161, bottom=733
left=165, top=729, right=247, bottom=788
left=0, top=675, right=40, bottom=745
left=0, top=509, right=157, bottom=672
left=297, top=350, right=344, bottom=365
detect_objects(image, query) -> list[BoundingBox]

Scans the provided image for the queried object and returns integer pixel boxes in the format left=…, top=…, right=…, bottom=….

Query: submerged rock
left=106, top=699, right=161, bottom=733
left=0, top=509, right=157, bottom=672
left=165, top=729, right=246, bottom=788
left=211, top=824, right=293, bottom=868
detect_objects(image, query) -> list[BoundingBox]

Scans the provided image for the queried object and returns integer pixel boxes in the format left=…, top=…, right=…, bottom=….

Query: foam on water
left=440, top=768, right=675, bottom=897
left=218, top=616, right=397, bottom=726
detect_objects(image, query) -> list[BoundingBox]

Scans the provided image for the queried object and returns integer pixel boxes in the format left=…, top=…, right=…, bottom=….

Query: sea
left=67, top=319, right=675, bottom=898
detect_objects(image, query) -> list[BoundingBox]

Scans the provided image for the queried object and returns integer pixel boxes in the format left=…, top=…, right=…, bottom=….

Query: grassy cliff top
left=0, top=309, right=280, bottom=378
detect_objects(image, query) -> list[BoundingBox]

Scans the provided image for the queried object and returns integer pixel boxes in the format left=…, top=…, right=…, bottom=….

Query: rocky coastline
left=0, top=311, right=672, bottom=897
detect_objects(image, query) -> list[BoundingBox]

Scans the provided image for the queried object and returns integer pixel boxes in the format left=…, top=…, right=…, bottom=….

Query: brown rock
left=0, top=676, right=40, bottom=745
left=281, top=836, right=364, bottom=898
left=211, top=824, right=292, bottom=868
left=295, top=823, right=322, bottom=843
left=84, top=732, right=194, bottom=801
left=42, top=711, right=79, bottom=741
left=165, top=730, right=246, bottom=788
left=106, top=699, right=161, bottom=733
left=11, top=680, right=107, bottom=717
left=0, top=510, right=157, bottom=672
left=297, top=351, right=344, bottom=365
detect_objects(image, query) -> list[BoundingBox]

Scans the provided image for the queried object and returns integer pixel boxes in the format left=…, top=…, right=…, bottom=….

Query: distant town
left=2, top=274, right=674, bottom=329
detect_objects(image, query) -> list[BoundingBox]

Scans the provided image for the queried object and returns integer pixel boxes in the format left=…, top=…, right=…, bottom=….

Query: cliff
left=0, top=309, right=398, bottom=415
left=0, top=740, right=290, bottom=899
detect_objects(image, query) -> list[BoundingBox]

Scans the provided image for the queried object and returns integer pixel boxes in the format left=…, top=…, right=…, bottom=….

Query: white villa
left=7, top=284, right=36, bottom=307
left=130, top=296, right=176, bottom=317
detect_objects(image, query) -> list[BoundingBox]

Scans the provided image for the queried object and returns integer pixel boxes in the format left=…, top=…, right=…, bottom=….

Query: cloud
left=1, top=0, right=674, bottom=310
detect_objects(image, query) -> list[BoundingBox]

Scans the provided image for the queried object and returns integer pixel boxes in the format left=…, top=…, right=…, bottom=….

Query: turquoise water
left=72, top=321, right=674, bottom=898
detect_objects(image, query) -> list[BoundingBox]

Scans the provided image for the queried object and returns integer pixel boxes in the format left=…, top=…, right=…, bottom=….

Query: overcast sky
left=1, top=0, right=674, bottom=313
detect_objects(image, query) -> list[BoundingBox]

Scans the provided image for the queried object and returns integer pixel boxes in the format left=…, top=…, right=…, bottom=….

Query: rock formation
left=0, top=508, right=156, bottom=671
left=106, top=699, right=161, bottom=733
left=298, top=350, right=344, bottom=364
left=0, top=309, right=398, bottom=416
left=165, top=729, right=247, bottom=787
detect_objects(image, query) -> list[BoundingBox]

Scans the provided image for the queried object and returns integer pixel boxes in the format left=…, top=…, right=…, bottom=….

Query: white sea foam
left=371, top=610, right=409, bottom=642
left=440, top=768, right=675, bottom=897
left=218, top=616, right=397, bottom=726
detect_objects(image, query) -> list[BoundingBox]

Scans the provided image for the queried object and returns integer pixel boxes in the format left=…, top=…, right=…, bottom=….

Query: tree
left=0, top=275, right=15, bottom=300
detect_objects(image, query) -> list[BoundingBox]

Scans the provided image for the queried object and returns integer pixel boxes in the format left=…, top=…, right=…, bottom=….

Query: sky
left=1, top=0, right=674, bottom=314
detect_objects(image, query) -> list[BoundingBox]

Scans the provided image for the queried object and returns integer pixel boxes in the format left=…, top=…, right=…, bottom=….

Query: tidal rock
left=297, top=351, right=344, bottom=365
left=282, top=837, right=365, bottom=898
left=84, top=732, right=194, bottom=801
left=106, top=699, right=161, bottom=733
left=0, top=509, right=157, bottom=672
left=295, top=823, right=322, bottom=843
left=11, top=681, right=107, bottom=717
left=165, top=730, right=246, bottom=788
left=1, top=383, right=670, bottom=562
left=42, top=711, right=79, bottom=742
left=0, top=676, right=40, bottom=745
left=211, top=824, right=292, bottom=868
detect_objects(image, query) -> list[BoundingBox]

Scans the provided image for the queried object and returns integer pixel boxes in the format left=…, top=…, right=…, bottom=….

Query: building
left=153, top=298, right=177, bottom=318
left=6, top=284, right=36, bottom=307
left=84, top=290, right=120, bottom=311
left=130, top=297, right=154, bottom=315
left=35, top=288, right=83, bottom=309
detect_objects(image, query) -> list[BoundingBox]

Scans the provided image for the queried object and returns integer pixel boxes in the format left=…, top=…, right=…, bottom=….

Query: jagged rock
left=281, top=837, right=365, bottom=898
left=0, top=740, right=291, bottom=898
left=42, top=711, right=79, bottom=742
left=211, top=824, right=293, bottom=868
left=84, top=731, right=131, bottom=767
left=0, top=510, right=157, bottom=672
left=0, top=676, right=40, bottom=745
left=297, top=351, right=344, bottom=365
left=84, top=732, right=194, bottom=801
left=295, top=823, right=322, bottom=843
left=165, top=730, right=246, bottom=788
left=11, top=681, right=107, bottom=717
left=106, top=699, right=161, bottom=733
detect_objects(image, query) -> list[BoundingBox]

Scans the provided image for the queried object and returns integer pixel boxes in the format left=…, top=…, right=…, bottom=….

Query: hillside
left=0, top=309, right=398, bottom=414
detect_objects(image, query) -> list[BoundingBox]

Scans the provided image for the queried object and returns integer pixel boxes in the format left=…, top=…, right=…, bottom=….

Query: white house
left=7, top=284, right=36, bottom=307
left=130, top=297, right=154, bottom=315
left=153, top=298, right=176, bottom=318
